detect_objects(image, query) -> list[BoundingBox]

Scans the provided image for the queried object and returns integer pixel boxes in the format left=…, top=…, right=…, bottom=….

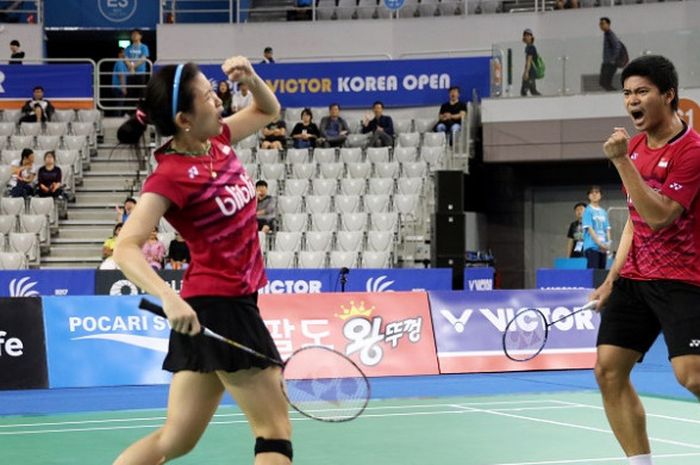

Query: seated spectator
left=290, top=108, right=320, bottom=149
left=166, top=232, right=190, bottom=270
left=260, top=116, right=287, bottom=150
left=256, top=180, right=277, bottom=233
left=102, top=223, right=123, bottom=260
left=20, top=86, right=55, bottom=123
left=9, top=39, right=24, bottom=65
left=216, top=80, right=233, bottom=117
left=319, top=103, right=350, bottom=148
left=435, top=86, right=467, bottom=144
left=10, top=148, right=36, bottom=198
left=36, top=150, right=63, bottom=198
left=231, top=82, right=252, bottom=114
left=361, top=101, right=394, bottom=147
left=142, top=227, right=166, bottom=270
left=116, top=197, right=137, bottom=223
left=555, top=0, right=579, bottom=8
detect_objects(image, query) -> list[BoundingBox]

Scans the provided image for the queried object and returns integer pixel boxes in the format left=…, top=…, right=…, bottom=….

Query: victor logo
left=0, top=330, right=23, bottom=357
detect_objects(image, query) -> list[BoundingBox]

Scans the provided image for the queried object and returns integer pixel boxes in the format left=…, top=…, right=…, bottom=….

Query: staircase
left=41, top=118, right=145, bottom=269
left=248, top=0, right=296, bottom=22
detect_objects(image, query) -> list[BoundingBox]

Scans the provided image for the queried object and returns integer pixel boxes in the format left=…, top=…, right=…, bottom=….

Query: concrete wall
left=0, top=24, right=43, bottom=62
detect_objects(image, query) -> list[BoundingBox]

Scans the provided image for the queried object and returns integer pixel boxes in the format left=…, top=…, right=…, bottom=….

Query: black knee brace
left=255, top=437, right=293, bottom=461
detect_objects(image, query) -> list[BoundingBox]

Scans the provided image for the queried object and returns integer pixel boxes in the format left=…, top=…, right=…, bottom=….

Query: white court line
left=450, top=404, right=700, bottom=450
left=482, top=451, right=700, bottom=465
left=551, top=400, right=700, bottom=426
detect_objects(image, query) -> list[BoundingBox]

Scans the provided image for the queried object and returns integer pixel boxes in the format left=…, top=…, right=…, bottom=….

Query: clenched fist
left=222, top=56, right=257, bottom=88
left=603, top=127, right=630, bottom=161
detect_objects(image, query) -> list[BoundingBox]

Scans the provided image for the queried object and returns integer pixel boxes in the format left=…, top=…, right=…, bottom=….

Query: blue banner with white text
left=198, top=57, right=490, bottom=108
left=0, top=270, right=95, bottom=297
left=536, top=269, right=594, bottom=290
left=342, top=268, right=452, bottom=292
left=464, top=267, right=495, bottom=291
left=0, top=64, right=93, bottom=101
left=44, top=0, right=159, bottom=29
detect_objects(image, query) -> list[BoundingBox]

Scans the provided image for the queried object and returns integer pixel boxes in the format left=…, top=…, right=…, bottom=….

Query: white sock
left=629, top=453, right=653, bottom=465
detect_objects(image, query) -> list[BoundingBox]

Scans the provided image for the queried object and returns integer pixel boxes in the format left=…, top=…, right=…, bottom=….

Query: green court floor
left=1, top=391, right=699, bottom=465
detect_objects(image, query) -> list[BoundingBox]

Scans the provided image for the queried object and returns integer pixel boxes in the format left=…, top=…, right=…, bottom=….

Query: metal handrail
left=95, top=58, right=154, bottom=112
left=398, top=49, right=492, bottom=59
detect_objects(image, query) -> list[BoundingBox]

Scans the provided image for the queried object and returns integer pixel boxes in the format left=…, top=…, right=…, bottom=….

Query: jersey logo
left=657, top=159, right=668, bottom=168
left=188, top=166, right=199, bottom=179
left=631, top=152, right=639, bottom=160
left=669, top=182, right=683, bottom=191
left=222, top=145, right=231, bottom=155
left=690, top=339, right=700, bottom=348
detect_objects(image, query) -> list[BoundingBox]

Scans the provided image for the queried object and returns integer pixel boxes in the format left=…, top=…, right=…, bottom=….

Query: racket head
left=502, top=308, right=549, bottom=362
left=280, top=345, right=370, bottom=423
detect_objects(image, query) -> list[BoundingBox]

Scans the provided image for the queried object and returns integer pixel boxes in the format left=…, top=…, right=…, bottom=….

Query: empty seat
left=305, top=231, right=333, bottom=251
left=306, top=195, right=332, bottom=214
left=0, top=197, right=25, bottom=217
left=236, top=148, right=253, bottom=164
left=243, top=162, right=258, bottom=178
left=52, top=109, right=76, bottom=123
left=284, top=179, right=309, bottom=196
left=398, top=132, right=421, bottom=148
left=374, top=162, right=400, bottom=178
left=334, top=195, right=361, bottom=213
left=370, top=212, right=399, bottom=232
left=267, top=251, right=296, bottom=268
left=20, top=214, right=49, bottom=246
left=0, top=122, right=15, bottom=137
left=274, top=231, right=302, bottom=252
left=394, top=119, right=412, bottom=134
left=340, top=147, right=363, bottom=163
left=257, top=148, right=280, bottom=164
left=310, top=213, right=337, bottom=232
left=423, top=131, right=447, bottom=147
left=402, top=161, right=428, bottom=178
left=319, top=162, right=344, bottom=178
left=1, top=149, right=20, bottom=166
left=340, top=212, right=368, bottom=232
left=421, top=146, right=445, bottom=166
left=394, top=194, right=420, bottom=215
left=0, top=215, right=17, bottom=234
left=0, top=252, right=27, bottom=269
left=0, top=165, right=13, bottom=188
left=260, top=163, right=285, bottom=180
left=414, top=118, right=436, bottom=133
left=286, top=148, right=309, bottom=164
left=394, top=146, right=418, bottom=163
left=55, top=149, right=81, bottom=179
left=336, top=231, right=364, bottom=251
left=8, top=232, right=38, bottom=264
left=237, top=134, right=258, bottom=150
left=0, top=138, right=7, bottom=151
left=366, top=230, right=394, bottom=252
left=364, top=194, right=391, bottom=213
left=329, top=250, right=358, bottom=268
left=291, top=162, right=316, bottom=179
left=30, top=197, right=57, bottom=226
left=340, top=178, right=366, bottom=196
left=347, top=134, right=369, bottom=147
left=45, top=122, right=69, bottom=136
left=62, top=135, right=88, bottom=155
left=10, top=135, right=34, bottom=149
left=368, top=178, right=395, bottom=195
left=347, top=162, right=372, bottom=178
left=397, top=177, right=423, bottom=195
left=298, top=250, right=327, bottom=268
left=312, top=148, right=336, bottom=164
left=361, top=251, right=391, bottom=268
left=37, top=135, right=61, bottom=150
left=281, top=213, right=308, bottom=232
left=19, top=122, right=42, bottom=137
left=77, top=109, right=101, bottom=125
left=71, top=121, right=95, bottom=138
left=366, top=147, right=390, bottom=163
left=1, top=110, right=20, bottom=124
left=312, top=178, right=337, bottom=196
left=277, top=196, right=303, bottom=214
left=157, top=232, right=176, bottom=252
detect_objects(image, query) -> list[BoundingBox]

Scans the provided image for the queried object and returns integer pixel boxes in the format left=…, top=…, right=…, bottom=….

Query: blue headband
left=171, top=63, right=185, bottom=120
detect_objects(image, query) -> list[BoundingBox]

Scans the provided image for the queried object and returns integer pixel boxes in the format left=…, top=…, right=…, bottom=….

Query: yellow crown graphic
left=335, top=300, right=375, bottom=320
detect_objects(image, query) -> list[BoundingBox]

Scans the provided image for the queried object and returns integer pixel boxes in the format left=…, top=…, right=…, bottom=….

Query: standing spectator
left=231, top=82, right=252, bottom=114
left=290, top=108, right=320, bottom=149
left=216, top=81, right=233, bottom=117
left=521, top=29, right=541, bottom=97
left=166, top=232, right=191, bottom=270
left=256, top=180, right=277, bottom=233
left=116, top=197, right=137, bottom=223
left=9, top=39, right=23, bottom=64
left=582, top=185, right=612, bottom=269
left=110, top=47, right=128, bottom=116
left=361, top=101, right=394, bottom=147
left=125, top=28, right=150, bottom=100
left=599, top=17, right=622, bottom=92
left=103, top=223, right=123, bottom=260
left=319, top=103, right=349, bottom=148
left=10, top=148, right=36, bottom=198
left=20, top=86, right=55, bottom=123
left=260, top=115, right=287, bottom=150
left=566, top=202, right=587, bottom=258
left=142, top=227, right=166, bottom=270
left=261, top=46, right=275, bottom=64
left=435, top=86, right=467, bottom=144
left=36, top=151, right=63, bottom=198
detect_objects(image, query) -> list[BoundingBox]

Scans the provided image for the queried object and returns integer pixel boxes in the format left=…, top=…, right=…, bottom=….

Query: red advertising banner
left=259, top=292, right=439, bottom=377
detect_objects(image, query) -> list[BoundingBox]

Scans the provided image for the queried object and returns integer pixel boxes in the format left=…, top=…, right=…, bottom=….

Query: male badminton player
left=591, top=55, right=700, bottom=465
left=112, top=57, right=293, bottom=464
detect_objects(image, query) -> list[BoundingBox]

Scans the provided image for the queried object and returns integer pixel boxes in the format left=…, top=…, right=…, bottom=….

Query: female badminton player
left=112, top=57, right=292, bottom=465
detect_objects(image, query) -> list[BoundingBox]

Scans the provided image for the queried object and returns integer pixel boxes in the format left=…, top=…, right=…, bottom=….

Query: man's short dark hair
left=621, top=55, right=679, bottom=111
left=124, top=197, right=137, bottom=205
left=117, top=47, right=124, bottom=53
left=33, top=86, right=44, bottom=92
left=264, top=46, right=273, bottom=53
left=574, top=202, right=587, bottom=210
left=256, top=180, right=268, bottom=188
left=588, top=185, right=601, bottom=195
left=131, top=28, right=142, bottom=35
left=329, top=103, right=340, bottom=110
left=372, top=101, right=384, bottom=108
left=449, top=86, right=460, bottom=92
left=600, top=17, right=611, bottom=25
left=10, top=40, right=20, bottom=47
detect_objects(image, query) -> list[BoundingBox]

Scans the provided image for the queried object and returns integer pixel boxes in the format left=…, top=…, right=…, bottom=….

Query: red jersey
left=142, top=125, right=267, bottom=298
left=620, top=124, right=700, bottom=286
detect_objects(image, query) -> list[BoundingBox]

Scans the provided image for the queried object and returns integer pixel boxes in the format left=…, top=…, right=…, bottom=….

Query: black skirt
left=162, top=293, right=281, bottom=373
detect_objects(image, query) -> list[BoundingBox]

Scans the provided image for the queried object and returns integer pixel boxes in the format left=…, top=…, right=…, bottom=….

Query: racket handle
left=581, top=300, right=599, bottom=311
left=139, top=298, right=167, bottom=318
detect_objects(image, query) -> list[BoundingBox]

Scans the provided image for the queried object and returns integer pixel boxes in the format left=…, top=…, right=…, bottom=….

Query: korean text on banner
left=261, top=292, right=439, bottom=377
left=0, top=297, right=49, bottom=389
left=429, top=289, right=598, bottom=374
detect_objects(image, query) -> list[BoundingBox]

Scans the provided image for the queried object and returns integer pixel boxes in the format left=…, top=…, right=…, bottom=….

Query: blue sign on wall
left=0, top=65, right=94, bottom=100
left=536, top=269, right=594, bottom=290
left=198, top=56, right=490, bottom=109
left=464, top=267, right=495, bottom=291
left=44, top=0, right=159, bottom=29
left=0, top=270, right=95, bottom=297
left=343, top=268, right=452, bottom=292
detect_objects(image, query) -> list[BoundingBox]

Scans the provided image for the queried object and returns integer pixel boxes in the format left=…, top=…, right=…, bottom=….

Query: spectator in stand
left=361, top=101, right=394, bottom=147
left=36, top=150, right=63, bottom=198
left=231, top=82, right=252, bottom=114
left=166, top=232, right=191, bottom=270
left=435, top=86, right=467, bottom=145
left=290, top=108, right=320, bottom=149
left=10, top=148, right=36, bottom=198
left=103, top=223, right=123, bottom=260
left=582, top=185, right=612, bottom=269
left=599, top=17, right=622, bottom=92
left=125, top=28, right=150, bottom=100
left=256, top=180, right=277, bottom=233
left=319, top=103, right=349, bottom=148
left=216, top=80, right=233, bottom=117
left=20, top=86, right=55, bottom=123
left=116, top=197, right=137, bottom=223
left=142, top=227, right=166, bottom=270
left=260, top=115, right=287, bottom=149
left=566, top=202, right=587, bottom=258
left=9, top=39, right=24, bottom=64
left=521, top=29, right=541, bottom=97
left=261, top=46, right=275, bottom=64
left=555, top=0, right=578, bottom=9
left=110, top=47, right=128, bottom=116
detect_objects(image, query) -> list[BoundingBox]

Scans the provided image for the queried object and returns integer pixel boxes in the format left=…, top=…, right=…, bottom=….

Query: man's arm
left=591, top=216, right=633, bottom=309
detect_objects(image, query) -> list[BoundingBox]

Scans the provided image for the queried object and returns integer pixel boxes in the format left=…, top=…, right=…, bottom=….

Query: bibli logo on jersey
left=98, top=0, right=138, bottom=23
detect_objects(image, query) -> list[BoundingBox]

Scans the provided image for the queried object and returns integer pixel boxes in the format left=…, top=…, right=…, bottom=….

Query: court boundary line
left=551, top=399, right=700, bottom=426
left=481, top=451, right=700, bottom=465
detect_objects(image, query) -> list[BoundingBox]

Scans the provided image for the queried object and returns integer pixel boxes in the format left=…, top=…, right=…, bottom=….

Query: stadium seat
left=286, top=148, right=309, bottom=164
left=71, top=122, right=95, bottom=144
left=0, top=215, right=17, bottom=235
left=77, top=109, right=101, bottom=126
left=366, top=230, right=394, bottom=252
left=281, top=213, right=308, bottom=232
left=285, top=107, right=304, bottom=123
left=402, top=161, right=428, bottom=178
left=2, top=110, right=21, bottom=124
left=347, top=134, right=369, bottom=147
left=0, top=165, right=13, bottom=189
left=20, top=214, right=49, bottom=246
left=8, top=232, right=39, bottom=265
left=258, top=231, right=267, bottom=252
left=336, top=0, right=358, bottom=20
left=0, top=251, right=27, bottom=270
left=421, top=146, right=445, bottom=166
left=0, top=138, right=7, bottom=150
left=336, top=231, right=364, bottom=251
left=361, top=251, right=391, bottom=268
left=394, top=119, right=413, bottom=134
left=1, top=149, right=20, bottom=165
left=283, top=179, right=309, bottom=196
left=347, top=162, right=372, bottom=178
left=397, top=177, right=423, bottom=196
left=398, top=132, right=421, bottom=148
left=236, top=134, right=258, bottom=150
left=37, top=135, right=61, bottom=150
left=340, top=147, right=363, bottom=163
left=368, top=178, right=395, bottom=195
left=298, top=250, right=327, bottom=268
left=1, top=197, right=25, bottom=218
left=364, top=194, right=391, bottom=213
left=243, top=162, right=258, bottom=179
left=19, top=122, right=42, bottom=137
left=312, top=148, right=336, bottom=164
left=340, top=178, right=366, bottom=196
left=394, top=146, right=418, bottom=163
left=55, top=149, right=81, bottom=179
left=157, top=232, right=176, bottom=252
left=306, top=195, right=332, bottom=214
left=366, top=147, right=390, bottom=163
left=267, top=251, right=295, bottom=268
left=305, top=231, right=333, bottom=251
left=310, top=213, right=338, bottom=232
left=334, top=195, right=361, bottom=213
left=45, top=122, right=69, bottom=137
left=277, top=196, right=303, bottom=214
left=423, top=131, right=446, bottom=147
left=274, top=232, right=302, bottom=252
left=374, top=161, right=400, bottom=178
left=257, top=148, right=280, bottom=164
left=260, top=163, right=285, bottom=180
left=291, top=162, right=316, bottom=179
left=0, top=123, right=15, bottom=137
left=236, top=148, right=253, bottom=163
left=330, top=250, right=358, bottom=268
left=414, top=118, right=436, bottom=133
left=10, top=135, right=34, bottom=149
left=319, top=162, right=344, bottom=178
left=340, top=212, right=368, bottom=232
left=371, top=212, right=399, bottom=232
left=312, top=178, right=338, bottom=196
left=52, top=109, right=76, bottom=123
left=394, top=194, right=420, bottom=215
left=30, top=196, right=57, bottom=227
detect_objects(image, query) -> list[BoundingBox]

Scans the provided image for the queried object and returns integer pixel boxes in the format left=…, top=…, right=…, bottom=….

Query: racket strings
left=503, top=309, right=548, bottom=362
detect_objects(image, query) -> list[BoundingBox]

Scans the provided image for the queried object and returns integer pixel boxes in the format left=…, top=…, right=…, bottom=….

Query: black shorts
left=597, top=277, right=700, bottom=359
left=163, top=293, right=281, bottom=373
